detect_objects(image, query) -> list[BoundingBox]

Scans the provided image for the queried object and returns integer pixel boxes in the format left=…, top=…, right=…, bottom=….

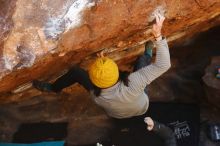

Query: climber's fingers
left=155, top=13, right=160, bottom=24
left=100, top=51, right=104, bottom=57
left=158, top=13, right=165, bottom=25
left=155, top=12, right=165, bottom=26
left=96, top=51, right=100, bottom=57
left=97, top=50, right=105, bottom=58
left=144, top=117, right=154, bottom=131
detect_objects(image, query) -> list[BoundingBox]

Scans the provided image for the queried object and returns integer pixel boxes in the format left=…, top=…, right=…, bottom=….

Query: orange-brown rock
left=0, top=18, right=220, bottom=145
left=0, top=0, right=220, bottom=96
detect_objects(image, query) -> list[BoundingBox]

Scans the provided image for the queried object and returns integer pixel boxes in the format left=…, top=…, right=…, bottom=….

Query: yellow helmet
left=89, top=57, right=119, bottom=88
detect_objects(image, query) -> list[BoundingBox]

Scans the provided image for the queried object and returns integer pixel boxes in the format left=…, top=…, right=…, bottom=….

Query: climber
left=33, top=12, right=170, bottom=120
left=33, top=11, right=174, bottom=145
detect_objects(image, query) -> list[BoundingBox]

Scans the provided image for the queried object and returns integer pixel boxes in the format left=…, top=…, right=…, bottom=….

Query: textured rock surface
left=0, top=1, right=220, bottom=145
left=0, top=26, right=220, bottom=145
left=0, top=0, right=220, bottom=94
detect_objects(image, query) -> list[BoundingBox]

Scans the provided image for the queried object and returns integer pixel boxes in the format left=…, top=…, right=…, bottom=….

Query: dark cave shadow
left=13, top=122, right=68, bottom=144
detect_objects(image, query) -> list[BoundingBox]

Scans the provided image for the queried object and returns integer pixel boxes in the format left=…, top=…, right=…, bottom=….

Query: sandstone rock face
left=0, top=16, right=220, bottom=145
left=0, top=0, right=220, bottom=94
left=0, top=2, right=220, bottom=143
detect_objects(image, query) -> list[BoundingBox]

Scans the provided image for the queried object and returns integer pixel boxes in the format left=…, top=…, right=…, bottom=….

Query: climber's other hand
left=144, top=117, right=154, bottom=131
left=97, top=50, right=104, bottom=58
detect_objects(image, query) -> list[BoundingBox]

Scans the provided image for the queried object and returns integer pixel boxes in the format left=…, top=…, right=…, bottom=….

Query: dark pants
left=133, top=54, right=152, bottom=72
left=51, top=53, right=152, bottom=92
left=51, top=66, right=94, bottom=92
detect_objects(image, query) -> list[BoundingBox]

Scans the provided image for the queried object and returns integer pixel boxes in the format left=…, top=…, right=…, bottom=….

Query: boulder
left=0, top=1, right=220, bottom=143
left=0, top=0, right=220, bottom=95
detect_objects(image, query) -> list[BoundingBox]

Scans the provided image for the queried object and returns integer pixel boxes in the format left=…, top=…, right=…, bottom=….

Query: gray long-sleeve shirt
left=91, top=38, right=171, bottom=119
